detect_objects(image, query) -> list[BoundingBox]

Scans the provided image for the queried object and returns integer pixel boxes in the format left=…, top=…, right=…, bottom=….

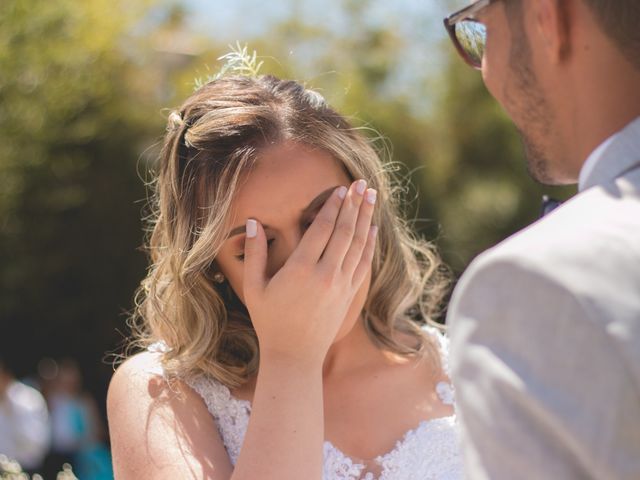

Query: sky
left=173, top=0, right=464, bottom=113
left=182, top=0, right=457, bottom=42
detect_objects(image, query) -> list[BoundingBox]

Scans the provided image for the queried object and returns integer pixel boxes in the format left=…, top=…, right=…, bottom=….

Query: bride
left=107, top=67, right=462, bottom=479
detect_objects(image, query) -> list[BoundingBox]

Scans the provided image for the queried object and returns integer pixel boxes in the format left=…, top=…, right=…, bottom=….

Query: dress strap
left=421, top=325, right=456, bottom=406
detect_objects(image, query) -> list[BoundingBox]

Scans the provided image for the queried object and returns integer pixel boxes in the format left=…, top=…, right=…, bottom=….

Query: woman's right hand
left=242, top=179, right=377, bottom=368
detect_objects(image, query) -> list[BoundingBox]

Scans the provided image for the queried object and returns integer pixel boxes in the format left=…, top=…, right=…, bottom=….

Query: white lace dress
left=147, top=327, right=464, bottom=480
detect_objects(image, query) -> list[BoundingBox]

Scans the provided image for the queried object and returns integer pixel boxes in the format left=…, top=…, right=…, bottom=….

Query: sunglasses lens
left=454, top=20, right=487, bottom=68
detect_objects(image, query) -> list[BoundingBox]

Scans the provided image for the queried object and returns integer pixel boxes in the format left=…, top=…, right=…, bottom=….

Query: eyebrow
left=226, top=186, right=339, bottom=239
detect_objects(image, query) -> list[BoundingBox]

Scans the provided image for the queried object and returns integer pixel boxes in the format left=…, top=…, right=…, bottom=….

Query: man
left=443, top=1, right=640, bottom=479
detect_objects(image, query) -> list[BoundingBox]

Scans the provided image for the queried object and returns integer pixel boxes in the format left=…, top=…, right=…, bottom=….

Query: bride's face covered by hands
left=215, top=141, right=372, bottom=343
left=137, top=76, right=447, bottom=387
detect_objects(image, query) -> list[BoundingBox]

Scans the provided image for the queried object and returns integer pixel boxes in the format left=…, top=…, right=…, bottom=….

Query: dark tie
left=541, top=195, right=562, bottom=217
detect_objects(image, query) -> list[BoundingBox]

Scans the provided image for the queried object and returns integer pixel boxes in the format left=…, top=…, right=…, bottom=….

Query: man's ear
left=532, top=0, right=572, bottom=63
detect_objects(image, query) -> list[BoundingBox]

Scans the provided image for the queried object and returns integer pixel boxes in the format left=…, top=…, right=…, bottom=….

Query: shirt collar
left=578, top=135, right=617, bottom=191
left=579, top=116, right=640, bottom=192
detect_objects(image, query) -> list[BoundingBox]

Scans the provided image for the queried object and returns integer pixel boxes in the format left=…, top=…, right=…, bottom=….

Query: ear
left=532, top=0, right=572, bottom=63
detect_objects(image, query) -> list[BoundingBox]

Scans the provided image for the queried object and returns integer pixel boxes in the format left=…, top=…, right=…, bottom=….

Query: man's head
left=445, top=0, right=640, bottom=185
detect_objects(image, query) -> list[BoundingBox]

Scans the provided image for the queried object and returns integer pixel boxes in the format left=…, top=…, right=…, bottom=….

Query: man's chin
left=524, top=152, right=576, bottom=186
left=525, top=159, right=557, bottom=185
left=520, top=133, right=560, bottom=185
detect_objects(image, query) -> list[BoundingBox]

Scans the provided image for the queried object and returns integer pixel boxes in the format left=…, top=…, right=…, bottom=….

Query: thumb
left=243, top=219, right=267, bottom=299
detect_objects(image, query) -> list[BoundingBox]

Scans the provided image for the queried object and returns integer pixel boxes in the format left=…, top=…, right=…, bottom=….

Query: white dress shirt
left=0, top=379, right=51, bottom=470
left=579, top=116, right=640, bottom=191
left=578, top=136, right=616, bottom=191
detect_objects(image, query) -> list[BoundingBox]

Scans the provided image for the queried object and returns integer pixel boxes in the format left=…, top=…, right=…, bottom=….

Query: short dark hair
left=507, top=1, right=640, bottom=69
left=582, top=0, right=640, bottom=69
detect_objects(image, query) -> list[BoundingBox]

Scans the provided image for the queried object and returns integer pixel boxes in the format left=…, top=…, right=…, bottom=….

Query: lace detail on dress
left=324, top=442, right=371, bottom=480
left=147, top=341, right=171, bottom=353
left=436, top=382, right=456, bottom=406
left=144, top=341, right=170, bottom=377
left=146, top=327, right=463, bottom=479
left=423, top=325, right=452, bottom=377
left=323, top=416, right=461, bottom=480
left=186, top=374, right=251, bottom=464
left=423, top=325, right=456, bottom=406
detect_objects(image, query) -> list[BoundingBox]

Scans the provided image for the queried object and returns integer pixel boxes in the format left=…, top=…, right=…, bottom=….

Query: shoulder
left=108, top=350, right=169, bottom=400
left=107, top=351, right=191, bottom=434
left=447, top=188, right=640, bottom=388
left=478, top=185, right=638, bottom=273
left=452, top=185, right=640, bottom=327
left=107, top=347, right=215, bottom=421
left=107, top=351, right=232, bottom=479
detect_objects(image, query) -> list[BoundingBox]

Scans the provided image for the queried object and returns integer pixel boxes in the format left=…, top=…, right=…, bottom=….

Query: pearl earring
left=213, top=272, right=225, bottom=284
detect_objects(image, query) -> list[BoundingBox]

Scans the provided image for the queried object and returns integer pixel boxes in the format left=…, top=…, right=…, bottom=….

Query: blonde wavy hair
left=126, top=75, right=449, bottom=388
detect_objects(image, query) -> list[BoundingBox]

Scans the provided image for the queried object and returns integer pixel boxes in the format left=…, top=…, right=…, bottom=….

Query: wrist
left=259, top=349, right=324, bottom=376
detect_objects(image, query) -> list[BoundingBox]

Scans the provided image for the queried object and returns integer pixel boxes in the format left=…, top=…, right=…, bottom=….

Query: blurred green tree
left=0, top=0, right=162, bottom=400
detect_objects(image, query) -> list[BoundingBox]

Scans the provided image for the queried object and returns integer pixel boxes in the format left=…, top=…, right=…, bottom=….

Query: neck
left=322, top=316, right=388, bottom=380
left=565, top=70, right=640, bottom=176
left=556, top=10, right=640, bottom=179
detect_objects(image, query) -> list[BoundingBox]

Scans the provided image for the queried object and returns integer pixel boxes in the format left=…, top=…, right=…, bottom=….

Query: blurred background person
left=0, top=351, right=51, bottom=476
left=42, top=358, right=113, bottom=480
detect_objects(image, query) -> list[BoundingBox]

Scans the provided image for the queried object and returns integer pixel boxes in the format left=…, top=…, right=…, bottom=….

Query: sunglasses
left=443, top=0, right=496, bottom=69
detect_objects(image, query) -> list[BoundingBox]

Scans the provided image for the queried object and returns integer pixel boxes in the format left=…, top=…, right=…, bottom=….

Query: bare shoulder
left=108, top=350, right=163, bottom=391
left=107, top=351, right=233, bottom=480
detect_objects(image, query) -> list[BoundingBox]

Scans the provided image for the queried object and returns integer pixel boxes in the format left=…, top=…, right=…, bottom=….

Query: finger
left=288, top=186, right=348, bottom=265
left=352, top=225, right=378, bottom=287
left=341, top=187, right=376, bottom=274
left=321, top=179, right=367, bottom=268
left=242, top=219, right=267, bottom=299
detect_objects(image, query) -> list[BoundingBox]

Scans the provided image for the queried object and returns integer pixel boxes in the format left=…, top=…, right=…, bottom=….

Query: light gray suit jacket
left=447, top=117, right=640, bottom=480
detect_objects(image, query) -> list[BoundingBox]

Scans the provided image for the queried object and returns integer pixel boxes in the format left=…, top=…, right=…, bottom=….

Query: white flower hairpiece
left=194, top=42, right=264, bottom=91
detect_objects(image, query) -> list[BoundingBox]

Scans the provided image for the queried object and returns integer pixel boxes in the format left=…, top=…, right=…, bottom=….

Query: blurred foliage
left=0, top=0, right=160, bottom=404
left=0, top=454, right=77, bottom=480
left=0, top=0, right=575, bottom=423
left=0, top=454, right=31, bottom=480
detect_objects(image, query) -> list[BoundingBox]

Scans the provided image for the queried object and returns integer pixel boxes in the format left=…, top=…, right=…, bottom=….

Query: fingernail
left=370, top=225, right=378, bottom=237
left=365, top=189, right=377, bottom=205
left=355, top=179, right=367, bottom=195
left=337, top=186, right=348, bottom=199
left=246, top=219, right=257, bottom=238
